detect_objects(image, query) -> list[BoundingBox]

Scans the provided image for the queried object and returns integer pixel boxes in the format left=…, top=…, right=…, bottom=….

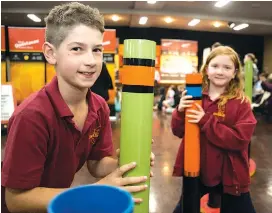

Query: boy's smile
left=77, top=71, right=96, bottom=78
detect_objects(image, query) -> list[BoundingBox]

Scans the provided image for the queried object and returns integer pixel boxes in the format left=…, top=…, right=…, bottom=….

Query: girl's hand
left=177, top=90, right=195, bottom=112
left=186, top=103, right=205, bottom=123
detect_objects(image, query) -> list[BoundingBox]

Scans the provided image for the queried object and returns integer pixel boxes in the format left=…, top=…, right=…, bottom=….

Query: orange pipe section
left=185, top=73, right=202, bottom=84
left=184, top=73, right=202, bottom=177
left=121, top=65, right=155, bottom=86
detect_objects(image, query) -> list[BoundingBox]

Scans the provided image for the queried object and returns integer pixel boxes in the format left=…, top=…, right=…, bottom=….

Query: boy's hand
left=97, top=162, right=147, bottom=203
left=186, top=103, right=205, bottom=123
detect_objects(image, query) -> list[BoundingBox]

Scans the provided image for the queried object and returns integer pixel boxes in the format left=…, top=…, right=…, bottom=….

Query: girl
left=172, top=46, right=257, bottom=213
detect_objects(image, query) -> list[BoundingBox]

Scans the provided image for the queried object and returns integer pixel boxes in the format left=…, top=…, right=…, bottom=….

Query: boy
left=1, top=2, right=153, bottom=213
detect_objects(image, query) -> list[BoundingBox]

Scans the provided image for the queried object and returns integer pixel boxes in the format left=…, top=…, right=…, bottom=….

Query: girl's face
left=206, top=55, right=236, bottom=88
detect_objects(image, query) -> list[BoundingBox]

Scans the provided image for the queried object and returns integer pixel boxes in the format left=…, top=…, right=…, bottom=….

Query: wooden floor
left=1, top=112, right=272, bottom=213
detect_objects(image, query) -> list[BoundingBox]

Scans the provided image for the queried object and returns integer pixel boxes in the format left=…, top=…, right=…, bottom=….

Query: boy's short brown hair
left=44, top=2, right=105, bottom=48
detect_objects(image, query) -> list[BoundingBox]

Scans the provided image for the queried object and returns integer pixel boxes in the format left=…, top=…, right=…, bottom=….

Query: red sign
left=161, top=39, right=198, bottom=54
left=103, top=29, right=116, bottom=52
left=8, top=27, right=45, bottom=52
left=1, top=26, right=5, bottom=51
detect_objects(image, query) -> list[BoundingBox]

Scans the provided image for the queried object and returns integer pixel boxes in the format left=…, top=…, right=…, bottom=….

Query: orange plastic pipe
left=184, top=73, right=202, bottom=177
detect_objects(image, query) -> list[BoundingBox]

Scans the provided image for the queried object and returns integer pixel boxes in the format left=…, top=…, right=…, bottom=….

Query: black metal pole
left=182, top=176, right=200, bottom=213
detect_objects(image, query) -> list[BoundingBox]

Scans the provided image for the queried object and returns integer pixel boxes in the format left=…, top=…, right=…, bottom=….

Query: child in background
left=244, top=53, right=259, bottom=84
left=172, top=46, right=257, bottom=213
left=162, top=85, right=176, bottom=111
left=115, top=87, right=122, bottom=120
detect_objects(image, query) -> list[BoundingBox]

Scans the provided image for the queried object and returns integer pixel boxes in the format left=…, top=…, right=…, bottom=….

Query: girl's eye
left=211, top=64, right=218, bottom=68
left=71, top=47, right=82, bottom=51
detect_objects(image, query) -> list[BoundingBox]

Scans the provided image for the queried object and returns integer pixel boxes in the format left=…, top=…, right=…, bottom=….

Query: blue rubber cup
left=47, top=185, right=134, bottom=213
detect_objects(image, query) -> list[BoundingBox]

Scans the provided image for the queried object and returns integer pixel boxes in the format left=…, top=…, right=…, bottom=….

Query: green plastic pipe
left=244, top=60, right=253, bottom=102
left=119, top=39, right=156, bottom=213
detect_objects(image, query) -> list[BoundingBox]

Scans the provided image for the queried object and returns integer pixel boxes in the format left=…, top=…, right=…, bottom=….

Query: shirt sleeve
left=88, top=101, right=113, bottom=161
left=171, top=108, right=185, bottom=139
left=198, top=101, right=257, bottom=152
left=1, top=109, right=48, bottom=190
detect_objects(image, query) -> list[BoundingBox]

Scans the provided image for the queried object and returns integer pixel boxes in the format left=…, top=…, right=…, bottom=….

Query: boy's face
left=45, top=24, right=104, bottom=89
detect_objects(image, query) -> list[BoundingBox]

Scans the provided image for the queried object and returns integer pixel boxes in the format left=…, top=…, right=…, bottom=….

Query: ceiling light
left=147, top=0, right=157, bottom=4
left=188, top=19, right=200, bottom=26
left=213, top=21, right=221, bottom=28
left=111, top=15, right=120, bottom=22
left=164, top=17, right=173, bottom=24
left=215, top=0, right=231, bottom=8
left=228, top=22, right=235, bottom=28
left=139, top=16, right=148, bottom=25
left=233, top=23, right=249, bottom=31
left=27, top=14, right=41, bottom=22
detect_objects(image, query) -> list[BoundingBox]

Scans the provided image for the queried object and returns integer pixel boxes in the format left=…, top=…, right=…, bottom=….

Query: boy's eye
left=71, top=47, right=82, bottom=51
left=93, top=48, right=102, bottom=52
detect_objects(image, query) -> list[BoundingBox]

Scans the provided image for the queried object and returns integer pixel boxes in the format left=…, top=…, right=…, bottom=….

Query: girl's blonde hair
left=200, top=46, right=248, bottom=113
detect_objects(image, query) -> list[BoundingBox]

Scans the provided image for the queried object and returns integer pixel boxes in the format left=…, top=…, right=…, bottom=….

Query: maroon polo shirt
left=1, top=76, right=113, bottom=212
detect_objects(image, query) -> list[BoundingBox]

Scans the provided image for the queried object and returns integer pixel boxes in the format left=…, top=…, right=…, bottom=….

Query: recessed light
left=112, top=15, right=120, bottom=22
left=213, top=21, right=221, bottom=28
left=147, top=0, right=156, bottom=4
left=164, top=17, right=173, bottom=24
left=215, top=0, right=231, bottom=8
left=228, top=22, right=235, bottom=28
left=233, top=23, right=249, bottom=31
left=188, top=19, right=200, bottom=26
left=139, top=17, right=148, bottom=25
left=27, top=14, right=41, bottom=22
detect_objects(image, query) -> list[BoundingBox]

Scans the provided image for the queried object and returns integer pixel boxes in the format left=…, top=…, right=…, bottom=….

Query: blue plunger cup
left=47, top=185, right=134, bottom=213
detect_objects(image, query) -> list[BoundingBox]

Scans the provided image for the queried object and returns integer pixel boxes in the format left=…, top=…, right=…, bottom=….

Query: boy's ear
left=43, top=42, right=57, bottom=65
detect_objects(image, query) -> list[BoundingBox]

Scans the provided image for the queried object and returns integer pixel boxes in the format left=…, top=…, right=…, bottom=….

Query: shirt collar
left=45, top=76, right=102, bottom=118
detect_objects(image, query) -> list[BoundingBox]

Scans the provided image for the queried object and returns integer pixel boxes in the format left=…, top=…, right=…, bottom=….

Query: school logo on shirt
left=213, top=104, right=226, bottom=120
left=89, top=126, right=101, bottom=145
left=213, top=111, right=225, bottom=118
